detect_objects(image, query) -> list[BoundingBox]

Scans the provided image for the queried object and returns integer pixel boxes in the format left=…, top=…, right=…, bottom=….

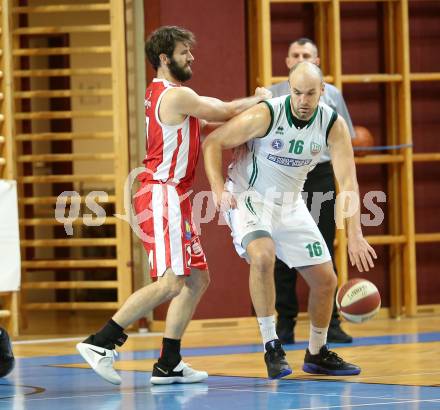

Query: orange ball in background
left=352, top=126, right=375, bottom=156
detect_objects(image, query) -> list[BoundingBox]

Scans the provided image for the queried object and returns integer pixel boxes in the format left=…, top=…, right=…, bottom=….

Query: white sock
left=308, top=324, right=328, bottom=355
left=257, top=315, right=278, bottom=350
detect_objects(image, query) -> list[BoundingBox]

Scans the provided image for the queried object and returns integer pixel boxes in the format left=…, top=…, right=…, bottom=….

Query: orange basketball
left=352, top=126, right=375, bottom=156
left=336, top=278, right=381, bottom=323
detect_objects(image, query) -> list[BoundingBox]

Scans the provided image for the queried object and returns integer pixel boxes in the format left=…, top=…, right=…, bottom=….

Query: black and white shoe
left=76, top=342, right=121, bottom=385
left=150, top=360, right=208, bottom=385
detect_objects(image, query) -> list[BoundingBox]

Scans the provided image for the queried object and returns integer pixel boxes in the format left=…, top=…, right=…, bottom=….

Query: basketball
left=352, top=126, right=375, bottom=156
left=336, top=278, right=381, bottom=323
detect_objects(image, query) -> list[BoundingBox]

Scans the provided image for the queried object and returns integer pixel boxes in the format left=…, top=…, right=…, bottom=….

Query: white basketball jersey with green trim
left=227, top=95, right=337, bottom=203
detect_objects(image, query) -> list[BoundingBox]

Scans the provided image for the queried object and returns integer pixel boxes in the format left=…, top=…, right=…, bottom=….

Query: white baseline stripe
left=287, top=399, right=440, bottom=410
left=208, top=386, right=423, bottom=402
left=4, top=386, right=440, bottom=406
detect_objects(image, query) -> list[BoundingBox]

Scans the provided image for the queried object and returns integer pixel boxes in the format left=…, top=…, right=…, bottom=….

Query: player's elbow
left=202, top=135, right=217, bottom=154
left=222, top=102, right=241, bottom=120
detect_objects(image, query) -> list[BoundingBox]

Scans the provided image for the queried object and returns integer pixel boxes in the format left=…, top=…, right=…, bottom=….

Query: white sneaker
left=150, top=361, right=208, bottom=385
left=76, top=342, right=121, bottom=385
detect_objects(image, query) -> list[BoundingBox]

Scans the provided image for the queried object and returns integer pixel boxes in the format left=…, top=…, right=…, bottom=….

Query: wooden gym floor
left=1, top=315, right=440, bottom=409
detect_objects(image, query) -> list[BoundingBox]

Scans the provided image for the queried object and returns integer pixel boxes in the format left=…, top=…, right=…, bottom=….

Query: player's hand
left=348, top=236, right=377, bottom=272
left=254, top=87, right=272, bottom=100
left=212, top=189, right=237, bottom=211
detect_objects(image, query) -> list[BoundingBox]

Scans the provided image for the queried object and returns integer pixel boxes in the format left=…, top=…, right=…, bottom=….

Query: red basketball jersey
left=141, top=79, right=201, bottom=193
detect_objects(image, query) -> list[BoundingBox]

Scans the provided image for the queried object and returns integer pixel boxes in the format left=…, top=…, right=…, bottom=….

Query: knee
left=250, top=249, right=275, bottom=273
left=198, top=270, right=210, bottom=292
left=321, top=270, right=337, bottom=293
left=159, top=274, right=185, bottom=298
left=187, top=270, right=210, bottom=294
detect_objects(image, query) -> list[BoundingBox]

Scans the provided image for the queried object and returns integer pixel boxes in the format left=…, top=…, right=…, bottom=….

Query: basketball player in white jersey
left=77, top=26, right=271, bottom=385
left=203, top=61, right=377, bottom=378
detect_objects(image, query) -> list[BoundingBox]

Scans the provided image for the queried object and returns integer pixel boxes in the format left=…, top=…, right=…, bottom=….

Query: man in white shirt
left=203, top=62, right=376, bottom=379
left=270, top=38, right=355, bottom=345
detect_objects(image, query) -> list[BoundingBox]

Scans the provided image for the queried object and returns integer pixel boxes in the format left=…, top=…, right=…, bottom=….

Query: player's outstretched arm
left=168, top=86, right=271, bottom=122
left=328, top=116, right=377, bottom=272
left=202, top=103, right=271, bottom=209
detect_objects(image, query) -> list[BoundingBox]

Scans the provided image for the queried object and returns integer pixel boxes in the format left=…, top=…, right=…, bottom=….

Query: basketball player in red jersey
left=77, top=26, right=271, bottom=385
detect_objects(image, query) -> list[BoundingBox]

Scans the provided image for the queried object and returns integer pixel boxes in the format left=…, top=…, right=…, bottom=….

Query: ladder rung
left=0, top=135, right=5, bottom=144
left=271, top=75, right=334, bottom=85
left=20, top=217, right=117, bottom=226
left=13, top=25, right=111, bottom=35
left=22, top=259, right=118, bottom=268
left=364, top=235, right=406, bottom=245
left=22, top=281, right=119, bottom=289
left=22, top=302, right=118, bottom=310
left=413, top=153, right=440, bottom=162
left=342, top=74, right=403, bottom=84
left=354, top=155, right=404, bottom=164
left=270, top=76, right=288, bottom=85
left=270, top=0, right=330, bottom=3
left=0, top=310, right=11, bottom=318
left=410, top=72, right=440, bottom=82
left=21, top=238, right=117, bottom=247
left=21, top=195, right=116, bottom=205
left=18, top=153, right=115, bottom=162
left=19, top=174, right=115, bottom=183
left=340, top=0, right=398, bottom=2
left=15, top=89, right=113, bottom=98
left=14, top=68, right=112, bottom=77
left=13, top=46, right=111, bottom=56
left=29, top=211, right=53, bottom=218
left=15, top=111, right=113, bottom=120
left=13, top=4, right=111, bottom=13
left=0, top=158, right=5, bottom=165
left=415, top=233, right=440, bottom=243
left=15, top=132, right=113, bottom=141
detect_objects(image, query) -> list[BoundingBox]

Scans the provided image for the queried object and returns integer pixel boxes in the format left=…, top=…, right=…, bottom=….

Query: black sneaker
left=264, top=340, right=292, bottom=379
left=0, top=327, right=15, bottom=377
left=327, top=325, right=353, bottom=343
left=302, top=345, right=360, bottom=376
left=276, top=319, right=295, bottom=345
left=150, top=360, right=208, bottom=385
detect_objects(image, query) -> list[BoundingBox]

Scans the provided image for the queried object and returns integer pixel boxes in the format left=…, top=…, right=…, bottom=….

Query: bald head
left=289, top=61, right=323, bottom=83
left=288, top=61, right=324, bottom=120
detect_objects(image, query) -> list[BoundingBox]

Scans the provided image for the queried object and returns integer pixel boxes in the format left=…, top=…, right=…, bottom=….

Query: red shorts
left=134, top=183, right=208, bottom=278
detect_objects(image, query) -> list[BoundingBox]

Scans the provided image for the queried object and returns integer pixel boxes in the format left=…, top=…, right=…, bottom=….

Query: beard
left=168, top=57, right=192, bottom=82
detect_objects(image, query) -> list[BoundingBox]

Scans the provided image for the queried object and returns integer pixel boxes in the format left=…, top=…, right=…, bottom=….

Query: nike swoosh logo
left=90, top=348, right=107, bottom=357
left=156, top=366, right=169, bottom=375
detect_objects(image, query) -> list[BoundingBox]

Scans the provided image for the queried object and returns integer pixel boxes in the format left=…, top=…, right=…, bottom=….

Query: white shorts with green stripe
left=224, top=189, right=331, bottom=268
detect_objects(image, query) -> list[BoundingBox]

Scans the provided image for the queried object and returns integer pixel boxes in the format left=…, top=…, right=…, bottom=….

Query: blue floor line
left=1, top=372, right=440, bottom=410
left=13, top=331, right=440, bottom=366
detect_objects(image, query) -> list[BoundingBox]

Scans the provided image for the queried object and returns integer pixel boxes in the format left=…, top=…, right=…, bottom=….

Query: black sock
left=157, top=338, right=181, bottom=369
left=86, top=319, right=128, bottom=350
